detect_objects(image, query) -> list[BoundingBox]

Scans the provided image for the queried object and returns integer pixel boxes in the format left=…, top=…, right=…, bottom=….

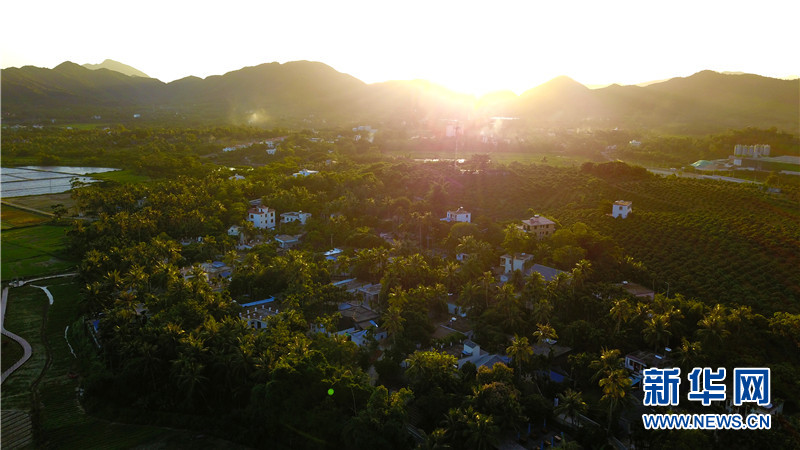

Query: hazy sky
left=2, top=0, right=796, bottom=95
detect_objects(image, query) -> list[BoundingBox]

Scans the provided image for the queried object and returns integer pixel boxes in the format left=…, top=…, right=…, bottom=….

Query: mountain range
left=82, top=59, right=151, bottom=78
left=2, top=60, right=798, bottom=134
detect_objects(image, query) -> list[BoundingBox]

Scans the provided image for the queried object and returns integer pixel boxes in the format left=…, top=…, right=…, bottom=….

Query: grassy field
left=4, top=192, right=76, bottom=216
left=2, top=278, right=246, bottom=448
left=1, top=225, right=75, bottom=281
left=91, top=169, right=150, bottom=184
left=383, top=148, right=593, bottom=167
left=0, top=205, right=51, bottom=229
left=1, top=335, right=25, bottom=373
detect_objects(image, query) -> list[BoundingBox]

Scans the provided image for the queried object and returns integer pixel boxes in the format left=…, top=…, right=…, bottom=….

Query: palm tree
left=643, top=313, right=672, bottom=353
left=727, top=305, right=752, bottom=337
left=554, top=389, right=588, bottom=428
left=533, top=323, right=557, bottom=346
left=532, top=323, right=558, bottom=384
left=609, top=299, right=634, bottom=334
left=599, top=369, right=632, bottom=435
left=125, top=264, right=150, bottom=293
left=590, top=348, right=623, bottom=382
left=223, top=250, right=239, bottom=270
left=464, top=410, right=500, bottom=450
left=522, top=271, right=546, bottom=304
left=571, top=259, right=592, bottom=293
left=83, top=281, right=107, bottom=312
left=479, top=271, right=495, bottom=308
left=696, top=304, right=730, bottom=350
left=495, top=284, right=523, bottom=333
left=529, top=299, right=553, bottom=326
left=174, top=358, right=207, bottom=407
left=456, top=235, right=480, bottom=255
left=506, top=335, right=533, bottom=377
left=459, top=280, right=481, bottom=311
left=382, top=305, right=405, bottom=347
left=675, top=337, right=703, bottom=373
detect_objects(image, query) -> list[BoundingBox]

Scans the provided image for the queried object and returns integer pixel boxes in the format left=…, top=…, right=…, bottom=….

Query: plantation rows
left=569, top=176, right=800, bottom=314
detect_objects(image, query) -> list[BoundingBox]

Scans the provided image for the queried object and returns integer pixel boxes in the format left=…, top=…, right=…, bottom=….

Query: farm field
left=0, top=205, right=51, bottom=229
left=1, top=335, right=25, bottom=373
left=3, top=192, right=76, bottom=215
left=1, top=225, right=75, bottom=281
left=384, top=148, right=595, bottom=167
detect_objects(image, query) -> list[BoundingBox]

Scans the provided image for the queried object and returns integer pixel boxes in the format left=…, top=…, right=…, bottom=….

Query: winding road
left=1, top=273, right=77, bottom=384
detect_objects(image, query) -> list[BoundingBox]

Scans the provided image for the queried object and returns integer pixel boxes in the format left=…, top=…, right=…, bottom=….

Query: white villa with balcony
left=248, top=206, right=276, bottom=229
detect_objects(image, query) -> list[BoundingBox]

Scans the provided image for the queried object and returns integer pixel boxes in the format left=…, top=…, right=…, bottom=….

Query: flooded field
left=0, top=166, right=118, bottom=198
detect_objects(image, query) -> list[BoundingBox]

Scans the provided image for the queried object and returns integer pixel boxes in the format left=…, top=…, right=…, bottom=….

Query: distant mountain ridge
left=82, top=59, right=150, bottom=78
left=2, top=61, right=798, bottom=134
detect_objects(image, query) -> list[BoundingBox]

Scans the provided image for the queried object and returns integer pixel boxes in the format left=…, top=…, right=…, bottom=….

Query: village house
left=500, top=253, right=534, bottom=273
left=275, top=234, right=301, bottom=249
left=519, top=215, right=556, bottom=239
left=612, top=200, right=632, bottom=218
left=499, top=254, right=566, bottom=283
left=625, top=349, right=672, bottom=378
left=293, top=168, right=319, bottom=177
left=334, top=301, right=386, bottom=346
left=457, top=340, right=510, bottom=369
left=528, top=264, right=567, bottom=282
left=179, top=262, right=232, bottom=289
left=280, top=211, right=312, bottom=225
left=238, top=297, right=278, bottom=330
left=532, top=340, right=573, bottom=383
left=324, top=248, right=343, bottom=261
left=617, top=280, right=655, bottom=301
left=248, top=206, right=276, bottom=229
left=349, top=283, right=382, bottom=308
left=443, top=207, right=471, bottom=223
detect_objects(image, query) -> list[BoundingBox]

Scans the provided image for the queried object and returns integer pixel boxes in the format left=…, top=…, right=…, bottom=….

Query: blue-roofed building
left=530, top=264, right=566, bottom=282
left=238, top=299, right=279, bottom=330
left=457, top=340, right=511, bottom=369
left=239, top=297, right=276, bottom=308
left=324, top=248, right=343, bottom=261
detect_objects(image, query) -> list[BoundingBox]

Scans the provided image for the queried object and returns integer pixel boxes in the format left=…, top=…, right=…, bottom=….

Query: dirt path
left=0, top=200, right=54, bottom=217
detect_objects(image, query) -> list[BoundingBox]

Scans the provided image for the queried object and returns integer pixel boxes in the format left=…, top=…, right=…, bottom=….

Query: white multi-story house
left=445, top=207, right=471, bottom=223
left=280, top=211, right=312, bottom=225
left=248, top=206, right=276, bottom=229
left=519, top=215, right=555, bottom=239
left=500, top=253, right=534, bottom=273
left=612, top=200, right=632, bottom=219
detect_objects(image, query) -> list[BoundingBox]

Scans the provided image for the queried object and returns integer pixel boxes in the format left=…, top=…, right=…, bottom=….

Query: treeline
left=614, top=127, right=800, bottom=167
left=1, top=125, right=287, bottom=177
